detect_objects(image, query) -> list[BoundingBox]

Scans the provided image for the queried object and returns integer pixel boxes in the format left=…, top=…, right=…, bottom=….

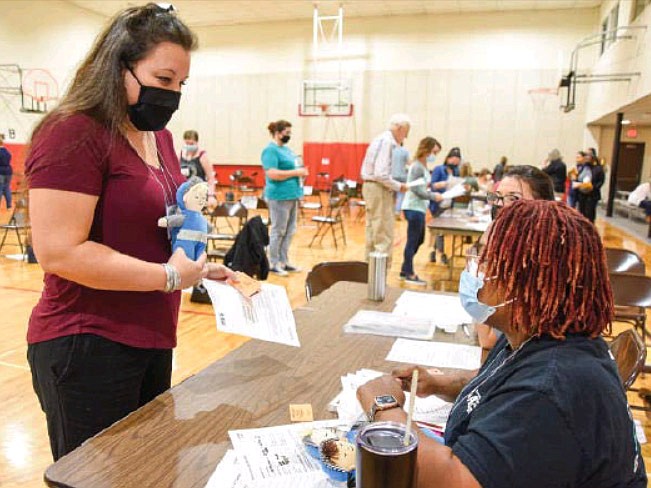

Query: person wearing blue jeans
left=400, top=137, right=443, bottom=285
left=261, top=119, right=307, bottom=276
left=0, top=134, right=12, bottom=209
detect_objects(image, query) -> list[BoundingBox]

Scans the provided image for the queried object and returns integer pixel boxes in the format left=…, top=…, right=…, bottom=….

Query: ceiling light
left=621, top=119, right=632, bottom=125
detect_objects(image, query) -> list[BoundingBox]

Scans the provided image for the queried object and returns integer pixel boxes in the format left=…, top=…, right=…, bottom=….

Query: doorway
left=617, top=142, right=645, bottom=191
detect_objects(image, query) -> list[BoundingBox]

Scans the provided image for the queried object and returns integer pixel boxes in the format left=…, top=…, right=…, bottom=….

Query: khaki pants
left=363, top=181, right=395, bottom=267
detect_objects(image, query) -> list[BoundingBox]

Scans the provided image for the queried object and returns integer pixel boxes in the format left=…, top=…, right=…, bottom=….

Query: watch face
left=375, top=395, right=397, bottom=406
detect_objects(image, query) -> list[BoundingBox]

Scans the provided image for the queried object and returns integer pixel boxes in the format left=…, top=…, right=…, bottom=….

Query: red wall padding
left=302, top=142, right=369, bottom=189
left=4, top=143, right=27, bottom=191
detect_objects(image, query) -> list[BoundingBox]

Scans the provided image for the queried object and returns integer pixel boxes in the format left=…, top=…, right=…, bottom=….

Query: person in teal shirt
left=261, top=119, right=308, bottom=276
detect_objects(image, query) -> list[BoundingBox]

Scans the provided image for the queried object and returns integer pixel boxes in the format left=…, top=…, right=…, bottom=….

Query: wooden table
left=45, top=282, right=475, bottom=488
left=427, top=215, right=490, bottom=287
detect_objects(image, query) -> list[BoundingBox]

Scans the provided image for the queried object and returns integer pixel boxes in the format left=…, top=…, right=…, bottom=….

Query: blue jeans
left=401, top=209, right=425, bottom=276
left=268, top=199, right=298, bottom=266
left=0, top=174, right=11, bottom=209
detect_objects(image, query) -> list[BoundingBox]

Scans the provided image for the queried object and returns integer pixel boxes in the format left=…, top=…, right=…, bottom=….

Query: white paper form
left=228, top=421, right=345, bottom=488
left=440, top=184, right=467, bottom=200
left=333, top=369, right=452, bottom=425
left=343, top=310, right=435, bottom=340
left=393, top=291, right=472, bottom=331
left=205, top=450, right=250, bottom=488
left=386, top=338, right=482, bottom=370
left=202, top=280, right=300, bottom=347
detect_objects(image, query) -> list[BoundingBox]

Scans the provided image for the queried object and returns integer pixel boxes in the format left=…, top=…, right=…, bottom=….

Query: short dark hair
left=268, top=120, right=292, bottom=135
left=183, top=130, right=199, bottom=142
left=503, top=165, right=555, bottom=200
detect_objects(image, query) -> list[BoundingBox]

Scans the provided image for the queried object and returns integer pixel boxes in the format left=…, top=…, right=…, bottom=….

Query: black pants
left=27, top=333, right=172, bottom=460
left=577, top=193, right=598, bottom=223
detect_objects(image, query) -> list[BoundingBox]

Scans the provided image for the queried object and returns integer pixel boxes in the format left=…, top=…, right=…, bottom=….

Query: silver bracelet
left=162, top=263, right=181, bottom=293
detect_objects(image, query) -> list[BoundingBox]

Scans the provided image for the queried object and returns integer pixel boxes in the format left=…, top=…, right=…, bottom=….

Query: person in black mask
left=428, top=146, right=461, bottom=264
left=24, top=3, right=235, bottom=460
left=488, top=165, right=554, bottom=221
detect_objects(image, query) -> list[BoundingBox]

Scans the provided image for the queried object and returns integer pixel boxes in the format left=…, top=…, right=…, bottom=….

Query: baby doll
left=158, top=176, right=210, bottom=260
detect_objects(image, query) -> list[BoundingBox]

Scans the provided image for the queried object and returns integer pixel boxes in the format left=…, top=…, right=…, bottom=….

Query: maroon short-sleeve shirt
left=25, top=113, right=186, bottom=349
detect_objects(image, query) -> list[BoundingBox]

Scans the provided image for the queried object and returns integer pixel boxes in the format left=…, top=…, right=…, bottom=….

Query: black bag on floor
left=190, top=283, right=212, bottom=304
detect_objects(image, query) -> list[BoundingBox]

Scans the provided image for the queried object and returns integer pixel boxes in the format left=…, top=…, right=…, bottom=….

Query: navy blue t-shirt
left=445, top=334, right=646, bottom=488
left=0, top=147, right=12, bottom=176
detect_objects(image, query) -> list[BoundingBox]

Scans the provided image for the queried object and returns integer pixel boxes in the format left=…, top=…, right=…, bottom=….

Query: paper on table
left=386, top=338, right=482, bottom=370
left=333, top=369, right=453, bottom=425
left=202, top=280, right=300, bottom=347
left=205, top=450, right=250, bottom=488
left=228, top=420, right=346, bottom=487
left=344, top=310, right=436, bottom=340
left=393, top=291, right=472, bottom=331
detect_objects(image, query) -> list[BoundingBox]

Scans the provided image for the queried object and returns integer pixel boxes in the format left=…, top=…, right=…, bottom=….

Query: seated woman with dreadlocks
left=358, top=200, right=646, bottom=488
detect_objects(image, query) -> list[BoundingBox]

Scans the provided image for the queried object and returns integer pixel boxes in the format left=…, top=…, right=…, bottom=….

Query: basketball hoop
left=527, top=87, right=559, bottom=112
left=319, top=103, right=330, bottom=115
left=21, top=68, right=58, bottom=113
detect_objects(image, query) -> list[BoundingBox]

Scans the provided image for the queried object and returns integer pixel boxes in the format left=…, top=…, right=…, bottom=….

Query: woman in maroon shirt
left=25, top=4, right=233, bottom=460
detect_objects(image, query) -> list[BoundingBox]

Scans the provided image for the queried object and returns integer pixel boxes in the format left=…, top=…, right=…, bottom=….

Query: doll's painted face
left=184, top=182, right=208, bottom=211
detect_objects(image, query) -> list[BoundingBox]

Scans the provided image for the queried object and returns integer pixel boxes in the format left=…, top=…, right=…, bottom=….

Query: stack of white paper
left=393, top=291, right=472, bottom=331
left=205, top=421, right=347, bottom=488
left=343, top=310, right=436, bottom=340
left=332, top=369, right=452, bottom=426
left=386, top=338, right=482, bottom=371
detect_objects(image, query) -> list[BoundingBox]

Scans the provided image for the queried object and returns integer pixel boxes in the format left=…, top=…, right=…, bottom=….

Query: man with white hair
left=360, top=114, right=410, bottom=265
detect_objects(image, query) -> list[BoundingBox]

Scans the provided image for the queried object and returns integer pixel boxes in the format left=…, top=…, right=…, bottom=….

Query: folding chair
left=609, top=328, right=647, bottom=390
left=308, top=195, right=348, bottom=248
left=206, top=202, right=247, bottom=261
left=609, top=272, right=651, bottom=344
left=605, top=248, right=645, bottom=275
left=305, top=261, right=368, bottom=301
left=0, top=194, right=30, bottom=256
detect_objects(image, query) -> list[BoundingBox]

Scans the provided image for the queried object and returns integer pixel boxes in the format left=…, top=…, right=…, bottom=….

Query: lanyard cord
left=449, top=335, right=535, bottom=418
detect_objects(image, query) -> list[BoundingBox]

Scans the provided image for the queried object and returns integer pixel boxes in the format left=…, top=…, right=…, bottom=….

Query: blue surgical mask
left=426, top=155, right=437, bottom=164
left=185, top=144, right=198, bottom=153
left=459, top=269, right=513, bottom=324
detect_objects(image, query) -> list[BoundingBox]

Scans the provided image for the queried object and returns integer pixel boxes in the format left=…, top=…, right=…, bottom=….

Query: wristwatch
left=368, top=395, right=401, bottom=422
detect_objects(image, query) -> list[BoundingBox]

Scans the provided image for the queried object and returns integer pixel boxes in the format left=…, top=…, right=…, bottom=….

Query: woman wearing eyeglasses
left=358, top=200, right=646, bottom=488
left=24, top=4, right=234, bottom=460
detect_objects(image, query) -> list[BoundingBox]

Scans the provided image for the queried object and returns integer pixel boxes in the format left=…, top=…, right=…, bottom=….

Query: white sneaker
left=270, top=265, right=289, bottom=277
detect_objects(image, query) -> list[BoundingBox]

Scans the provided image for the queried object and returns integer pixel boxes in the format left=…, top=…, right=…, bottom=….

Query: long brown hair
left=481, top=200, right=612, bottom=339
left=414, top=136, right=441, bottom=161
left=32, top=3, right=196, bottom=139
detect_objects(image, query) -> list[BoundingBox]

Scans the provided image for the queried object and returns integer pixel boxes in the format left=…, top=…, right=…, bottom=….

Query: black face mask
left=127, top=69, right=181, bottom=131
left=490, top=204, right=501, bottom=221
left=280, top=135, right=291, bottom=144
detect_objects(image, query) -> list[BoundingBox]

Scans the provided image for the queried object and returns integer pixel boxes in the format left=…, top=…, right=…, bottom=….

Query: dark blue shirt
left=445, top=334, right=646, bottom=488
left=428, top=163, right=458, bottom=215
left=0, top=147, right=12, bottom=176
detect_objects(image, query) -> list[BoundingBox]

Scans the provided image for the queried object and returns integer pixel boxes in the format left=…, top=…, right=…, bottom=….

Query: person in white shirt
left=628, top=180, right=651, bottom=221
left=360, top=114, right=410, bottom=266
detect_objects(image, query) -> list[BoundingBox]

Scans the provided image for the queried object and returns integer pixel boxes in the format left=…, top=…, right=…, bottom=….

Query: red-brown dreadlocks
left=480, top=200, right=613, bottom=339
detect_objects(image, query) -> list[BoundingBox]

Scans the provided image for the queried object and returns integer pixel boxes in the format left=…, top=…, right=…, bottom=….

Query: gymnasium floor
left=1, top=201, right=650, bottom=487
